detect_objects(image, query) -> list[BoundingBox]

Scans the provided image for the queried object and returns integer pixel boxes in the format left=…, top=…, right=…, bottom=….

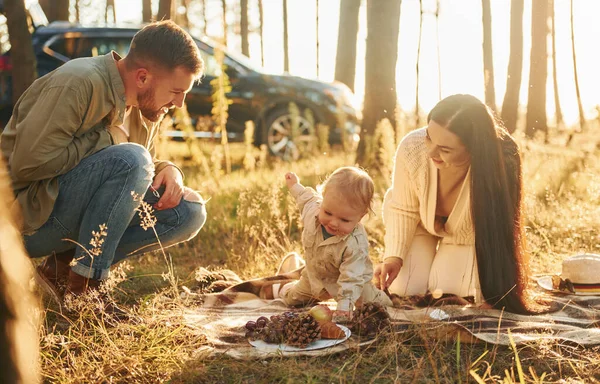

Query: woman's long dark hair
left=428, top=94, right=533, bottom=314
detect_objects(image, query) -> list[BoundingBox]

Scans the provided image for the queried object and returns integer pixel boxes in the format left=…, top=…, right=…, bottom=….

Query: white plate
left=537, top=275, right=600, bottom=296
left=248, top=324, right=351, bottom=352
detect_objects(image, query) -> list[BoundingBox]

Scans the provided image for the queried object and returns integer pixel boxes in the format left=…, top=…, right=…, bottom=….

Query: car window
left=47, top=37, right=77, bottom=58
left=198, top=49, right=239, bottom=80
left=48, top=37, right=130, bottom=60
left=75, top=37, right=130, bottom=58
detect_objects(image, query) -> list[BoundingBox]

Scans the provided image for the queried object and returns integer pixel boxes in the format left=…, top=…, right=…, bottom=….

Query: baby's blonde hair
left=318, top=166, right=374, bottom=214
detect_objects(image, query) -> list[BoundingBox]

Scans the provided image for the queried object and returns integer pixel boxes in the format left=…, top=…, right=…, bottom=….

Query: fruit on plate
left=320, top=321, right=346, bottom=339
left=308, top=304, right=333, bottom=323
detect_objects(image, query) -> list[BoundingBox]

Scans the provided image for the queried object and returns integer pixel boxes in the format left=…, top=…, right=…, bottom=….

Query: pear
left=308, top=304, right=333, bottom=323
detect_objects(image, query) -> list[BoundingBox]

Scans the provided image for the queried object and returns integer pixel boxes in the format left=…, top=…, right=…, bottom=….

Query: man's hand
left=374, top=258, right=404, bottom=290
left=285, top=172, right=299, bottom=189
left=152, top=166, right=184, bottom=210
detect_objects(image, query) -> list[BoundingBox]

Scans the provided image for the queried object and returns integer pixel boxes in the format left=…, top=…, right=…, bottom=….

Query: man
left=0, top=21, right=207, bottom=313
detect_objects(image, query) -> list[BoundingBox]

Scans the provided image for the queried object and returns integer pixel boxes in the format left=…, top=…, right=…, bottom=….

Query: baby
left=274, top=166, right=392, bottom=322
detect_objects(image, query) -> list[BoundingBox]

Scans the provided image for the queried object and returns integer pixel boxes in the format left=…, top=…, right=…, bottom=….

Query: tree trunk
left=316, top=0, right=319, bottom=78
left=221, top=0, right=228, bottom=46
left=500, top=0, right=524, bottom=133
left=415, top=0, right=423, bottom=126
left=106, top=0, right=117, bottom=23
left=334, top=0, right=360, bottom=91
left=240, top=0, right=249, bottom=57
left=0, top=140, right=40, bottom=384
left=549, top=0, right=563, bottom=131
left=258, top=0, right=264, bottom=67
left=283, top=0, right=289, bottom=73
left=5, top=0, right=37, bottom=104
left=142, top=0, right=153, bottom=22
left=525, top=0, right=548, bottom=138
left=570, top=0, right=586, bottom=132
left=157, top=0, right=172, bottom=20
left=482, top=0, right=496, bottom=111
left=39, top=0, right=70, bottom=22
left=356, top=0, right=401, bottom=165
left=75, top=0, right=81, bottom=23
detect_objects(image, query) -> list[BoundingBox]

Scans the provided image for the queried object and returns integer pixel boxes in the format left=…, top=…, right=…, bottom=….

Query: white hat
left=537, top=254, right=600, bottom=295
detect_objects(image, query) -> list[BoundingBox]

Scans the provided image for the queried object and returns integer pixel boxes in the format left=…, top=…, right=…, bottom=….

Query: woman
left=375, top=94, right=535, bottom=314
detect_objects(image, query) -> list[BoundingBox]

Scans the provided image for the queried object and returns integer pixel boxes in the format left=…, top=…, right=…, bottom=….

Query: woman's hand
left=374, top=258, right=404, bottom=290
left=285, top=172, right=299, bottom=189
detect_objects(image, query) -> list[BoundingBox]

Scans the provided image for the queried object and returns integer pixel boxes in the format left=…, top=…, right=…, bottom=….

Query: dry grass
left=35, top=136, right=600, bottom=383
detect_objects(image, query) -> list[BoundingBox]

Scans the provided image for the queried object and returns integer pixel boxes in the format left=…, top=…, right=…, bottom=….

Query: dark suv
left=0, top=13, right=361, bottom=159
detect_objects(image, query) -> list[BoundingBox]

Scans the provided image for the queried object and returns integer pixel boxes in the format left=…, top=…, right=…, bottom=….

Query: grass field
left=36, top=131, right=600, bottom=383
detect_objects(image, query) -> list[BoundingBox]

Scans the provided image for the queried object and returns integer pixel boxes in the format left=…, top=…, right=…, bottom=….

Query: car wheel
left=264, top=107, right=316, bottom=161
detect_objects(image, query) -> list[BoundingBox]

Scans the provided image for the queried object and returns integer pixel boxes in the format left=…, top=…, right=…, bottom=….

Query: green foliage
left=288, top=101, right=301, bottom=143
left=210, top=48, right=233, bottom=173
left=360, top=118, right=396, bottom=185
left=374, top=118, right=397, bottom=184
left=316, top=123, right=330, bottom=154
left=335, top=97, right=349, bottom=152
left=243, top=121, right=257, bottom=171
left=395, top=105, right=412, bottom=141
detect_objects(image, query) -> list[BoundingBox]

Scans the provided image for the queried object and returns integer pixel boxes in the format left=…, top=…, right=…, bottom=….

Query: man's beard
left=138, top=89, right=165, bottom=122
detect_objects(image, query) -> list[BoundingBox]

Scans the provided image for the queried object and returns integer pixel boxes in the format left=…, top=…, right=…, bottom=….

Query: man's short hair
left=127, top=20, right=204, bottom=79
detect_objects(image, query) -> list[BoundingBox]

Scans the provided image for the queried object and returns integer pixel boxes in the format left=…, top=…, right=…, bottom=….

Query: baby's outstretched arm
left=285, top=172, right=300, bottom=189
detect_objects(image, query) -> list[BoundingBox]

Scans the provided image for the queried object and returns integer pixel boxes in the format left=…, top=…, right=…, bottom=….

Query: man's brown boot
left=35, top=249, right=75, bottom=304
left=65, top=270, right=129, bottom=320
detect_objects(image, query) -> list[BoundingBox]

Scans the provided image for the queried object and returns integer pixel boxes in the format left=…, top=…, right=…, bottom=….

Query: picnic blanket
left=183, top=269, right=600, bottom=359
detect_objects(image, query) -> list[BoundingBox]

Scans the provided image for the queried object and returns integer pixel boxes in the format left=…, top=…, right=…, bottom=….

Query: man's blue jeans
left=24, top=144, right=207, bottom=280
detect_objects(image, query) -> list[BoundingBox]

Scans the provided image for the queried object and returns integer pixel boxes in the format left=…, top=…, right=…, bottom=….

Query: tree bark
left=550, top=0, right=563, bottom=130
left=142, top=0, right=153, bottom=22
left=39, top=0, right=70, bottom=22
left=500, top=0, right=524, bottom=133
left=482, top=0, right=496, bottom=111
left=334, top=0, right=360, bottom=92
left=283, top=0, right=289, bottom=72
left=157, top=0, right=172, bottom=20
left=525, top=0, right=549, bottom=138
left=5, top=0, right=37, bottom=104
left=258, top=0, right=264, bottom=67
left=356, top=0, right=401, bottom=165
left=570, top=0, right=586, bottom=132
left=240, top=0, right=249, bottom=57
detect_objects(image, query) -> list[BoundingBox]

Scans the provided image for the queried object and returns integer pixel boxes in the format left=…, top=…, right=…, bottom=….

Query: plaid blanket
left=183, top=269, right=600, bottom=358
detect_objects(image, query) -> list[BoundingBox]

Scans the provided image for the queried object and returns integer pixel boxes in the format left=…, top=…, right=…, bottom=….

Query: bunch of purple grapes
left=245, top=311, right=298, bottom=344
